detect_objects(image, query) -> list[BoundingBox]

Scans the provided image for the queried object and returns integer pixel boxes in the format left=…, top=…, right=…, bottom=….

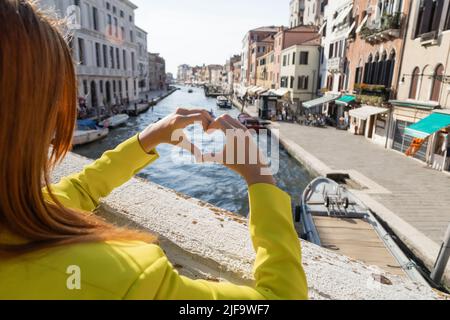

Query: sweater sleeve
left=124, top=184, right=308, bottom=300
left=45, top=134, right=159, bottom=212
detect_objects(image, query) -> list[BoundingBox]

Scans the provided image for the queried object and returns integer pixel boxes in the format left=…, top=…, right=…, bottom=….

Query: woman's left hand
left=138, top=108, right=213, bottom=157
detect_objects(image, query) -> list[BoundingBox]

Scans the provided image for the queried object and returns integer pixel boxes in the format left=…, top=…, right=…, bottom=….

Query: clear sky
left=132, top=0, right=291, bottom=75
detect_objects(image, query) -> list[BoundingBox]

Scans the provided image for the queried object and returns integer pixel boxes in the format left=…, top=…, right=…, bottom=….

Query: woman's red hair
left=0, top=0, right=156, bottom=255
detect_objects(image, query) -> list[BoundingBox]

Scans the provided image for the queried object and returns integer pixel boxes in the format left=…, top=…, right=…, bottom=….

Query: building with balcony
left=240, top=26, right=281, bottom=87
left=289, top=0, right=306, bottom=28
left=388, top=0, right=450, bottom=172
left=135, top=26, right=149, bottom=97
left=303, top=0, right=327, bottom=26
left=38, top=0, right=142, bottom=113
left=345, top=0, right=411, bottom=146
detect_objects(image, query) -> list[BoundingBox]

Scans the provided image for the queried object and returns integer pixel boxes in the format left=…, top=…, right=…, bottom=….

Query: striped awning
left=336, top=95, right=356, bottom=106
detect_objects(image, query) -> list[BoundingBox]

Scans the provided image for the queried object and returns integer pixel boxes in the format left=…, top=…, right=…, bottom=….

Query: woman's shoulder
left=0, top=241, right=168, bottom=300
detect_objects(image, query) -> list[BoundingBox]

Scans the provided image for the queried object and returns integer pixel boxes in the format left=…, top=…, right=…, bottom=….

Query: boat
left=216, top=96, right=232, bottom=109
left=99, top=114, right=129, bottom=128
left=73, top=119, right=109, bottom=146
left=188, top=89, right=194, bottom=93
left=127, top=102, right=150, bottom=117
left=296, top=176, right=426, bottom=284
left=237, top=113, right=267, bottom=132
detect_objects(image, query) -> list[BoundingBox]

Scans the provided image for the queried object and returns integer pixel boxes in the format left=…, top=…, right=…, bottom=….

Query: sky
left=132, top=0, right=291, bottom=75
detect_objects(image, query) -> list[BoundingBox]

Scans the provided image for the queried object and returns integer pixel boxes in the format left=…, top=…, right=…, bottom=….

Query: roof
left=336, top=95, right=356, bottom=106
left=404, top=112, right=450, bottom=139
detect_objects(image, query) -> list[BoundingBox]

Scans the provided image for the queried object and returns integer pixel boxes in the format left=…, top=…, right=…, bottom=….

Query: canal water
left=74, top=86, right=313, bottom=216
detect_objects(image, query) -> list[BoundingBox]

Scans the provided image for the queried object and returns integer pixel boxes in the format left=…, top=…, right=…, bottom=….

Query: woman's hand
left=138, top=108, right=213, bottom=157
left=204, top=114, right=276, bottom=187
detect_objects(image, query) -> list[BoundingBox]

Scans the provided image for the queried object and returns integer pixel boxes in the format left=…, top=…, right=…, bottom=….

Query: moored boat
left=99, top=114, right=129, bottom=128
left=216, top=96, right=231, bottom=109
left=127, top=103, right=150, bottom=117
left=237, top=113, right=267, bottom=132
left=188, top=89, right=194, bottom=93
left=296, top=176, right=427, bottom=284
left=73, top=119, right=109, bottom=146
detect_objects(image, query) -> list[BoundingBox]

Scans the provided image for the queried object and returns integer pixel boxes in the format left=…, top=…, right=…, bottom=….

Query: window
left=92, top=7, right=98, bottom=31
left=123, top=49, right=127, bottom=70
left=99, top=80, right=103, bottom=93
left=298, top=76, right=309, bottom=90
left=283, top=55, right=287, bottom=66
left=329, top=43, right=334, bottom=58
left=107, top=15, right=112, bottom=36
left=106, top=2, right=110, bottom=10
left=415, top=0, right=445, bottom=38
left=409, top=67, right=420, bottom=99
left=116, top=48, right=120, bottom=69
left=445, top=4, right=450, bottom=30
left=110, top=46, right=115, bottom=69
left=121, top=27, right=125, bottom=40
left=129, top=15, right=133, bottom=22
left=103, top=45, right=108, bottom=68
left=83, top=80, right=88, bottom=95
left=131, top=52, right=135, bottom=71
left=120, top=10, right=124, bottom=18
left=112, top=6, right=116, bottom=14
left=114, top=17, right=118, bottom=37
left=290, top=76, right=295, bottom=89
left=431, top=64, right=444, bottom=101
left=95, top=43, right=101, bottom=67
left=77, top=38, right=85, bottom=65
left=280, top=76, right=288, bottom=88
left=130, top=30, right=134, bottom=42
left=292, top=52, right=296, bottom=65
left=354, top=66, right=363, bottom=84
left=299, top=52, right=309, bottom=65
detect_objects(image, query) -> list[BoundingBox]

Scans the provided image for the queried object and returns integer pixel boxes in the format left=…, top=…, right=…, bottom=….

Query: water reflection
left=74, top=87, right=313, bottom=216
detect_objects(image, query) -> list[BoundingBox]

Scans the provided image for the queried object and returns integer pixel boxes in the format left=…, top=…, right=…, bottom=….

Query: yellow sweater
left=0, top=135, right=308, bottom=300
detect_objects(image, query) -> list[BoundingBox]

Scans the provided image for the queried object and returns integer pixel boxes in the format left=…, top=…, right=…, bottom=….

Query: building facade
left=39, top=0, right=142, bottom=113
left=303, top=0, right=327, bottom=26
left=279, top=38, right=321, bottom=103
left=135, top=26, right=149, bottom=97
left=289, top=0, right=306, bottom=28
left=388, top=0, right=450, bottom=169
left=240, top=27, right=281, bottom=87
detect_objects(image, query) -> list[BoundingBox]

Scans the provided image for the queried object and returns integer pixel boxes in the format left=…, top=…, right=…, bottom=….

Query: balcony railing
left=328, top=57, right=344, bottom=72
left=360, top=13, right=403, bottom=43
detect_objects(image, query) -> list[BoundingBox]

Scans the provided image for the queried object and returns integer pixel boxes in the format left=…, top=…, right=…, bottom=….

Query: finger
left=176, top=133, right=203, bottom=162
left=208, top=115, right=234, bottom=133
left=178, top=113, right=211, bottom=131
left=176, top=108, right=214, bottom=122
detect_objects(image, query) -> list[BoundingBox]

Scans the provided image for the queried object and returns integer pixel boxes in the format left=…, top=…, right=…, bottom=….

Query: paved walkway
left=235, top=98, right=450, bottom=283
left=276, top=123, right=450, bottom=245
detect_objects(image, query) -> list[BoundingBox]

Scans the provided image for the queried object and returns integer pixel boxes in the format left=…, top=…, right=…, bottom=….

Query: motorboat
left=99, top=114, right=129, bottom=128
left=216, top=96, right=232, bottom=109
left=73, top=119, right=109, bottom=146
left=237, top=113, right=267, bottom=132
left=295, top=176, right=426, bottom=284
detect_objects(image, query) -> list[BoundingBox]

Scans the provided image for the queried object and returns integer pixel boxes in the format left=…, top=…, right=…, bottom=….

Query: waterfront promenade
left=235, top=100, right=450, bottom=284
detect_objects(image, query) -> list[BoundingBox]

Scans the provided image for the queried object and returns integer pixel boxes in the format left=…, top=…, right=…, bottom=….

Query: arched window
left=409, top=67, right=420, bottom=99
left=379, top=51, right=388, bottom=85
left=385, top=50, right=396, bottom=88
left=371, top=52, right=380, bottom=84
left=364, top=54, right=373, bottom=84
left=431, top=64, right=444, bottom=102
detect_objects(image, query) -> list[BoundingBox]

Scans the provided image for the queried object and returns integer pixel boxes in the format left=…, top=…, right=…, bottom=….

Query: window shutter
left=432, top=0, right=444, bottom=31
left=420, top=0, right=434, bottom=34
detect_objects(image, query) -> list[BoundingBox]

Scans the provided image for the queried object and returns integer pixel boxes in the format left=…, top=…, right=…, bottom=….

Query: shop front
left=388, top=100, right=440, bottom=162
left=348, top=105, right=389, bottom=145
left=334, top=95, right=356, bottom=129
left=404, top=111, right=450, bottom=172
left=258, top=89, right=290, bottom=120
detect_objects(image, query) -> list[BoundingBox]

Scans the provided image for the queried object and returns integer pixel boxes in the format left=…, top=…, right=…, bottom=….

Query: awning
left=256, top=87, right=268, bottom=95
left=404, top=112, right=450, bottom=139
left=247, top=86, right=259, bottom=95
left=302, top=94, right=340, bottom=109
left=268, top=88, right=290, bottom=97
left=389, top=99, right=440, bottom=110
left=346, top=21, right=356, bottom=37
left=349, top=106, right=388, bottom=120
left=336, top=95, right=356, bottom=106
left=334, top=5, right=353, bottom=27
left=356, top=15, right=369, bottom=33
left=318, top=21, right=327, bottom=34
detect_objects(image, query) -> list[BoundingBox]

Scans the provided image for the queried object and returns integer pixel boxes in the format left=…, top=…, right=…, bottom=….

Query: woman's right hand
left=204, top=114, right=276, bottom=187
